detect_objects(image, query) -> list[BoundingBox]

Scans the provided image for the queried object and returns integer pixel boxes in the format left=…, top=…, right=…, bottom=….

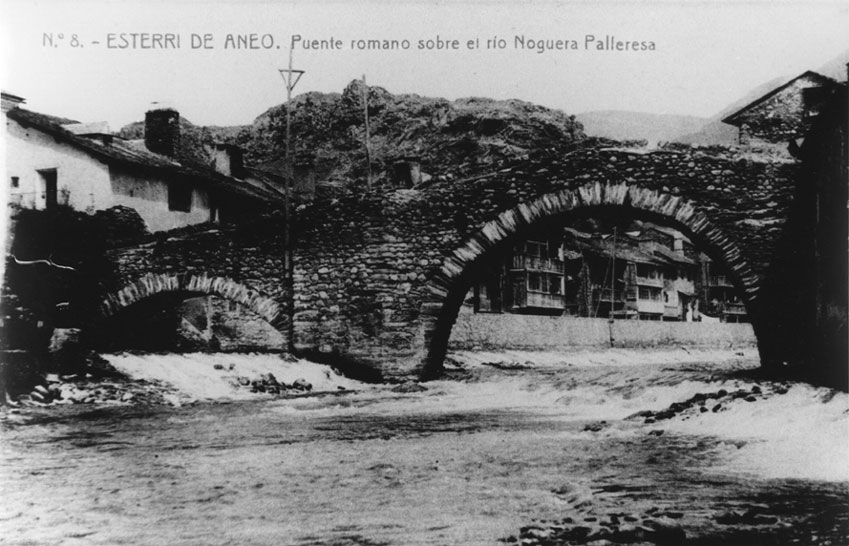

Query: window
left=526, top=241, right=546, bottom=259
left=10, top=176, right=19, bottom=188
left=528, top=272, right=541, bottom=292
left=168, top=182, right=192, bottom=212
left=637, top=264, right=658, bottom=278
left=639, top=287, right=661, bottom=301
left=527, top=272, right=562, bottom=294
left=548, top=274, right=562, bottom=295
left=802, top=86, right=828, bottom=118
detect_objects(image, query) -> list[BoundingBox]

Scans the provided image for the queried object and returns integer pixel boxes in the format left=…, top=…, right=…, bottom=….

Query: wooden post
left=279, top=45, right=305, bottom=353
left=609, top=227, right=617, bottom=346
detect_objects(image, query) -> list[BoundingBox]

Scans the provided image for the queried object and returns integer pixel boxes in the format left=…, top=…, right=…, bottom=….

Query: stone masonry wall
left=292, top=143, right=797, bottom=377
left=102, top=142, right=797, bottom=378
left=731, top=75, right=830, bottom=144
left=449, top=307, right=756, bottom=351
left=103, top=220, right=290, bottom=336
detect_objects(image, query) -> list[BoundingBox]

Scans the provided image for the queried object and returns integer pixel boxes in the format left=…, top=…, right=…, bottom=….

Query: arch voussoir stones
left=420, top=181, right=762, bottom=377
left=578, top=182, right=604, bottom=206
left=602, top=182, right=629, bottom=206
left=100, top=272, right=283, bottom=327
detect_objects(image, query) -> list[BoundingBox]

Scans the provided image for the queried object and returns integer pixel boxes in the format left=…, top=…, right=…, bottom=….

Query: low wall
left=449, top=308, right=756, bottom=350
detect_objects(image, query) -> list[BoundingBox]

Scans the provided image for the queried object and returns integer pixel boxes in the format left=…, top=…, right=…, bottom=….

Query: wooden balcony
left=635, top=276, right=664, bottom=288
left=724, top=302, right=747, bottom=315
left=709, top=275, right=734, bottom=288
left=636, top=300, right=665, bottom=314
left=522, top=291, right=565, bottom=309
left=593, top=288, right=627, bottom=304
left=512, top=255, right=564, bottom=273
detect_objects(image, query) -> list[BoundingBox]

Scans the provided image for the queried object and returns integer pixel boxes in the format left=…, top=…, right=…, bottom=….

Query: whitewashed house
left=3, top=92, right=282, bottom=232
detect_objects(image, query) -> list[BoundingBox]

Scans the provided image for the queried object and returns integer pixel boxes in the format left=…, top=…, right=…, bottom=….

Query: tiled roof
left=563, top=228, right=695, bottom=267
left=243, top=166, right=288, bottom=200
left=649, top=243, right=696, bottom=265
left=6, top=107, right=281, bottom=204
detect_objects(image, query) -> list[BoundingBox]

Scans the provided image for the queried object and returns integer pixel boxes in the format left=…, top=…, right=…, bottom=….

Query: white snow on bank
left=663, top=383, right=849, bottom=482
left=445, top=348, right=848, bottom=482
left=101, top=348, right=848, bottom=483
left=102, top=352, right=367, bottom=402
left=423, top=348, right=754, bottom=419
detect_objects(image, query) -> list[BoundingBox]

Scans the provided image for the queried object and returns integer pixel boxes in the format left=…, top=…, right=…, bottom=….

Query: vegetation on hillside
left=120, top=79, right=587, bottom=189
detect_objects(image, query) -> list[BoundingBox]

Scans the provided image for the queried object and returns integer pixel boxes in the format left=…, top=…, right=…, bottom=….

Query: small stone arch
left=99, top=272, right=285, bottom=329
left=419, top=182, right=760, bottom=377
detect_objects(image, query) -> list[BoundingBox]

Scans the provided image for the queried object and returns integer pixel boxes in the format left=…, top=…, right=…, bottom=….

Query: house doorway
left=38, top=169, right=57, bottom=210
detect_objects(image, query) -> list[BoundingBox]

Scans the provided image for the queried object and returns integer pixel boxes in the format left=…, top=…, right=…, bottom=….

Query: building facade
left=467, top=222, right=746, bottom=323
left=3, top=92, right=280, bottom=233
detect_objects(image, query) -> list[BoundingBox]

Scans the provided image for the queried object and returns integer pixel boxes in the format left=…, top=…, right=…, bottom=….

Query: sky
left=1, top=0, right=848, bottom=130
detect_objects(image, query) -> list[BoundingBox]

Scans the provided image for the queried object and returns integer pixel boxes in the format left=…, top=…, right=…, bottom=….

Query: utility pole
left=362, top=74, right=372, bottom=191
left=279, top=39, right=304, bottom=350
left=608, top=226, right=617, bottom=347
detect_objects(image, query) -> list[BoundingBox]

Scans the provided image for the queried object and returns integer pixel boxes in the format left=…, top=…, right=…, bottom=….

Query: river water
left=1, top=349, right=847, bottom=545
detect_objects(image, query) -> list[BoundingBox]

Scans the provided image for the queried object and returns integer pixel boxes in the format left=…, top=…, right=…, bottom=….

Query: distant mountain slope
left=677, top=54, right=849, bottom=146
left=816, top=48, right=849, bottom=81
left=674, top=121, right=739, bottom=146
left=575, top=111, right=707, bottom=142
left=675, top=76, right=788, bottom=145
left=579, top=73, right=814, bottom=146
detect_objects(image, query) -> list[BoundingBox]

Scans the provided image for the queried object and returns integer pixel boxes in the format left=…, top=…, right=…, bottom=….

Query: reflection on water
left=1, top=353, right=847, bottom=545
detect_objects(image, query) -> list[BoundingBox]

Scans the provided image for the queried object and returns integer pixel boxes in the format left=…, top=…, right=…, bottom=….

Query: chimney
left=212, top=143, right=244, bottom=177
left=392, top=156, right=422, bottom=188
left=145, top=107, right=180, bottom=157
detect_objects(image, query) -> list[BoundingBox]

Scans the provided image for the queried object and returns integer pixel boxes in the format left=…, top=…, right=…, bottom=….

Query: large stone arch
left=419, top=182, right=760, bottom=377
left=98, top=272, right=285, bottom=330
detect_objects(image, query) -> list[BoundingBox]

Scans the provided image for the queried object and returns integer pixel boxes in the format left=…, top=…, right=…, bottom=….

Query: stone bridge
left=100, top=142, right=808, bottom=380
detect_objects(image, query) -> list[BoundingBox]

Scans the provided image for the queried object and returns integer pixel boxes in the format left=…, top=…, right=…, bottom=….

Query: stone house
left=721, top=71, right=839, bottom=145
left=3, top=92, right=282, bottom=233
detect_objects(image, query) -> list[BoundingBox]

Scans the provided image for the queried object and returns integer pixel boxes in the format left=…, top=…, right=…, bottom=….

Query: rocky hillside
left=120, top=80, right=586, bottom=189
left=234, top=80, right=586, bottom=187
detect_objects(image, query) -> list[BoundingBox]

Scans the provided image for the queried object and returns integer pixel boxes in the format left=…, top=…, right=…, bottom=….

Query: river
left=1, top=349, right=847, bottom=545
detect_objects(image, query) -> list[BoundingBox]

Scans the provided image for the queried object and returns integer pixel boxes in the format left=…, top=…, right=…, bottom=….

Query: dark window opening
left=168, top=183, right=192, bottom=212
left=802, top=86, right=828, bottom=118
left=11, top=176, right=19, bottom=188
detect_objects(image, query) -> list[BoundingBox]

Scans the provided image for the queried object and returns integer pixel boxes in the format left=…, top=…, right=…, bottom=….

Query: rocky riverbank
left=2, top=351, right=366, bottom=412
